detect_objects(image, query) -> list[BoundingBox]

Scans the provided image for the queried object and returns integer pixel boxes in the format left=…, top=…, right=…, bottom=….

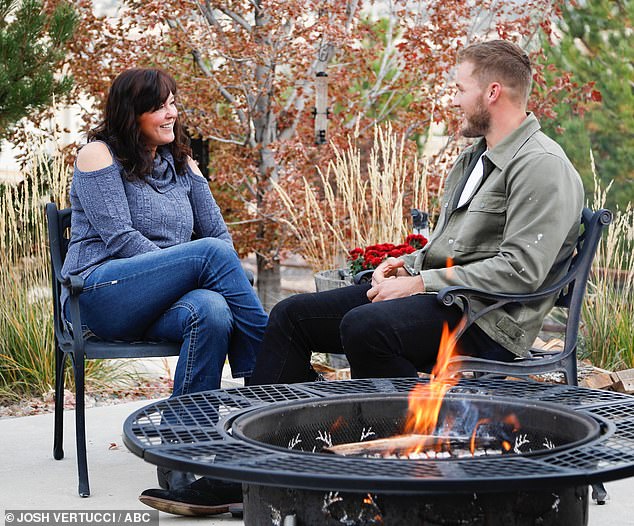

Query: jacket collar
left=485, top=112, right=541, bottom=171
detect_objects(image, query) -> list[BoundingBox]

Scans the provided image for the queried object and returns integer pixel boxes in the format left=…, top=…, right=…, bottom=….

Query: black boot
left=139, top=477, right=243, bottom=516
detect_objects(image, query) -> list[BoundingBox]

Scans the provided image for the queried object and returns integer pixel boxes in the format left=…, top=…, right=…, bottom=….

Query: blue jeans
left=70, top=238, right=268, bottom=396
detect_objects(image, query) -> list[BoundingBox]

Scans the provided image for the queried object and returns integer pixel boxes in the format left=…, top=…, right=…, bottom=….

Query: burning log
left=324, top=433, right=498, bottom=457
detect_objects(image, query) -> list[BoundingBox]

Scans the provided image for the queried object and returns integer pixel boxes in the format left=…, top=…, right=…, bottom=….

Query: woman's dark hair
left=88, top=68, right=191, bottom=180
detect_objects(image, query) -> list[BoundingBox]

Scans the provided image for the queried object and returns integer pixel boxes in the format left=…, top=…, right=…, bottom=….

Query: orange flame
left=401, top=318, right=465, bottom=454
left=391, top=254, right=522, bottom=459
left=330, top=416, right=345, bottom=433
left=445, top=257, right=455, bottom=280
left=469, top=418, right=491, bottom=456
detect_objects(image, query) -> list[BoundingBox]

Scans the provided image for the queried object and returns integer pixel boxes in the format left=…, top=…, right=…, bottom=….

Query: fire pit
left=124, top=378, right=634, bottom=525
left=233, top=393, right=600, bottom=460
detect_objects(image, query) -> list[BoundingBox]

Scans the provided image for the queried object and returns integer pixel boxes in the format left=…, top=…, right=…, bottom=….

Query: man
left=144, top=40, right=585, bottom=515
left=250, top=39, right=584, bottom=383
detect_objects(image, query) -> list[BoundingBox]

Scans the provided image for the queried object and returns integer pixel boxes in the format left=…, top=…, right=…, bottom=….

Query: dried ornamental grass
left=0, top=137, right=119, bottom=401
left=578, top=166, right=633, bottom=371
left=273, top=124, right=431, bottom=271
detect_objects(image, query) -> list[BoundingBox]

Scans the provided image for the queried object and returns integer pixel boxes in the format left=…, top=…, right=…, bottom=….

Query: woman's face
left=137, top=91, right=178, bottom=152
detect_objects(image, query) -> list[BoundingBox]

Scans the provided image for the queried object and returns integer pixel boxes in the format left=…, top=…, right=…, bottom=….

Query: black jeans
left=250, top=283, right=514, bottom=384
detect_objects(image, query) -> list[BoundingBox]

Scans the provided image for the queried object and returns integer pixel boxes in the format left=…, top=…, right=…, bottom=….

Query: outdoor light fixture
left=313, top=71, right=329, bottom=145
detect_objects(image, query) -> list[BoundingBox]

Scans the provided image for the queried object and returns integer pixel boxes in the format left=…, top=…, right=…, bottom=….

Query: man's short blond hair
left=457, top=40, right=532, bottom=104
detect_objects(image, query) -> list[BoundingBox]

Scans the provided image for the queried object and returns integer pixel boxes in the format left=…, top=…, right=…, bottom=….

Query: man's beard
left=461, top=100, right=490, bottom=138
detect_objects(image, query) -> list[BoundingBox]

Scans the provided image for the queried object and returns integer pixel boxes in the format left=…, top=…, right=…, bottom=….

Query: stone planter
left=314, top=269, right=353, bottom=292
left=313, top=269, right=352, bottom=369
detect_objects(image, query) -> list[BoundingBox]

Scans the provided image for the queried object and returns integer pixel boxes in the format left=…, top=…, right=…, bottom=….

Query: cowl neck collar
left=145, top=147, right=178, bottom=192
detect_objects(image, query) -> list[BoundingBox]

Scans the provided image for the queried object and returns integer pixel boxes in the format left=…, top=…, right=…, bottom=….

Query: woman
left=61, top=68, right=267, bottom=514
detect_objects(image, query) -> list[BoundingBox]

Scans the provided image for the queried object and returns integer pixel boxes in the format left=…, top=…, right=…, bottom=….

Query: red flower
left=346, top=234, right=429, bottom=276
left=405, top=234, right=428, bottom=250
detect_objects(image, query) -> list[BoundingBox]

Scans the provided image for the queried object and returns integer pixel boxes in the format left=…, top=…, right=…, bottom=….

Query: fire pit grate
left=124, top=377, right=634, bottom=494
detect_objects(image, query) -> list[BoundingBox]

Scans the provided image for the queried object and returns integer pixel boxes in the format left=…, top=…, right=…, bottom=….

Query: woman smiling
left=61, top=68, right=268, bottom=514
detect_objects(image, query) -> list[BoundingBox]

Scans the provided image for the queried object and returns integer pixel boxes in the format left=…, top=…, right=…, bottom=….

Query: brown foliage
left=49, top=0, right=595, bottom=263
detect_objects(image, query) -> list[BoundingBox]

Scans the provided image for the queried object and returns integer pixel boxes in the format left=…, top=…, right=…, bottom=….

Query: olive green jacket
left=401, top=113, right=584, bottom=357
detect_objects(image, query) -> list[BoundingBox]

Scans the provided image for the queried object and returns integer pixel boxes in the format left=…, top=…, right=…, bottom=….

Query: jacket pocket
left=453, top=191, right=506, bottom=253
left=496, top=316, right=525, bottom=342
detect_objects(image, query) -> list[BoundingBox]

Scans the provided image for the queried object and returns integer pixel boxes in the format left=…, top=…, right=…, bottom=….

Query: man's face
left=453, top=61, right=490, bottom=138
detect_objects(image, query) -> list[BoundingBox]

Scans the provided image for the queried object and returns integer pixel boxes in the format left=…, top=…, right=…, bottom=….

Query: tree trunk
left=256, top=253, right=282, bottom=312
left=249, top=1, right=283, bottom=312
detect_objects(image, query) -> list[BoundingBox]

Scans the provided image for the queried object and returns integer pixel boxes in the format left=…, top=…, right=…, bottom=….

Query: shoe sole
left=138, top=495, right=238, bottom=516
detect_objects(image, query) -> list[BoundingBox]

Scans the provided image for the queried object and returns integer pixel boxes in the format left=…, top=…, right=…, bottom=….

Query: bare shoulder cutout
left=187, top=156, right=204, bottom=177
left=76, top=142, right=114, bottom=172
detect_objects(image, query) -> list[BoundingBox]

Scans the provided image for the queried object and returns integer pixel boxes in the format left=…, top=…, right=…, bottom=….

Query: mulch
left=0, top=376, right=174, bottom=419
left=3, top=360, right=628, bottom=419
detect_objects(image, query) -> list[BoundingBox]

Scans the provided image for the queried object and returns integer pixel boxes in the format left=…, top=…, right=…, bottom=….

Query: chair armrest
left=436, top=269, right=576, bottom=338
left=61, top=276, right=87, bottom=357
left=50, top=257, right=85, bottom=296
left=437, top=272, right=575, bottom=311
left=50, top=273, right=85, bottom=351
left=353, top=269, right=374, bottom=285
left=66, top=275, right=85, bottom=296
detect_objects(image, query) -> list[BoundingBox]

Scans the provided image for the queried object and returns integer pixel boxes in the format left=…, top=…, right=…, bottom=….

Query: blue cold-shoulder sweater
left=61, top=143, right=233, bottom=307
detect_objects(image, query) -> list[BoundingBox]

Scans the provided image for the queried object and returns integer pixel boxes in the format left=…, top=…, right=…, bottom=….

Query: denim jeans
left=250, top=283, right=513, bottom=384
left=69, top=238, right=268, bottom=396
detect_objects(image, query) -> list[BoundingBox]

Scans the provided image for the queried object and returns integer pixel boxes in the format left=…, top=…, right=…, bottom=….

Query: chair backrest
left=555, top=208, right=610, bottom=307
left=555, top=208, right=612, bottom=353
left=46, top=202, right=72, bottom=346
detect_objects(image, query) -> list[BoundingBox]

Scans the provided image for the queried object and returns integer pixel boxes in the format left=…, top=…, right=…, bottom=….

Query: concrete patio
left=0, top=365, right=244, bottom=526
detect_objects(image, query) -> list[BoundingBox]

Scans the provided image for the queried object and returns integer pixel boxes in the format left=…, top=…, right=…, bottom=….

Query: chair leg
left=73, top=355, right=91, bottom=497
left=565, top=352, right=606, bottom=504
left=53, top=346, right=66, bottom=461
left=563, top=349, right=579, bottom=386
left=591, top=482, right=608, bottom=505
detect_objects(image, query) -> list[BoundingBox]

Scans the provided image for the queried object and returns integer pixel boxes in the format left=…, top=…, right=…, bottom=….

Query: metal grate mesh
left=299, top=377, right=409, bottom=396
left=223, top=383, right=316, bottom=404
left=151, top=442, right=270, bottom=464
left=123, top=378, right=634, bottom=492
left=586, top=401, right=634, bottom=421
left=614, top=424, right=634, bottom=442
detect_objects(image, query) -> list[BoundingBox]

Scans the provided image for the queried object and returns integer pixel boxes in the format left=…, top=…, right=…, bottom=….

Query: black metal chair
left=355, top=207, right=612, bottom=503
left=436, top=207, right=612, bottom=505
left=354, top=208, right=611, bottom=384
left=46, top=202, right=253, bottom=497
left=435, top=207, right=612, bottom=386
